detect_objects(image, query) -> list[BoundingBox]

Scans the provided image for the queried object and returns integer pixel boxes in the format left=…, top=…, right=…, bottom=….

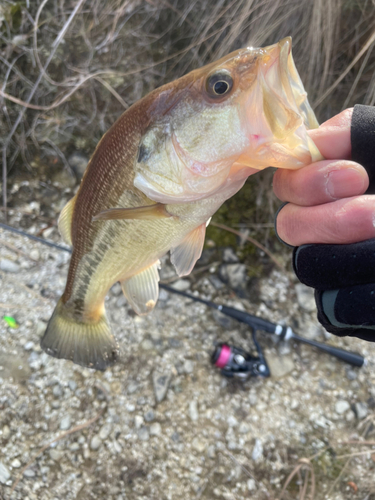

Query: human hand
left=273, top=105, right=375, bottom=342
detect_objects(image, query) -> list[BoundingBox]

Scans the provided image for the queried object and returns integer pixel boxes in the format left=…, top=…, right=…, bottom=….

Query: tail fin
left=41, top=299, right=118, bottom=370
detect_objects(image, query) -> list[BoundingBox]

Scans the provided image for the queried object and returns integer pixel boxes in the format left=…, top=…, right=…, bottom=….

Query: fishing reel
left=211, top=330, right=271, bottom=379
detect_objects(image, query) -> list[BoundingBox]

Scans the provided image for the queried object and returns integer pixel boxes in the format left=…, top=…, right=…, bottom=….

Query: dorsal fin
left=58, top=195, right=76, bottom=246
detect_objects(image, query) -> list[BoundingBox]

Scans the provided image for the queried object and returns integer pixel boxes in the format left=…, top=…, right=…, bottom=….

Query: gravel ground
left=1, top=215, right=375, bottom=500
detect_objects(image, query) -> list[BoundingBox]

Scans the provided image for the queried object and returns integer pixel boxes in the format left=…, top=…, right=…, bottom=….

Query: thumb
left=308, top=108, right=353, bottom=160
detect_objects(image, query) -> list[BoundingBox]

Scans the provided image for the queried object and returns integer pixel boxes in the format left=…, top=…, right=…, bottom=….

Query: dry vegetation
left=1, top=0, right=375, bottom=208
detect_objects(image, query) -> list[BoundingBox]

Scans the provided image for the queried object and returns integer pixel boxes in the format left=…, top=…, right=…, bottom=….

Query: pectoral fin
left=93, top=203, right=171, bottom=221
left=58, top=195, right=76, bottom=246
left=121, top=261, right=160, bottom=315
left=170, top=223, right=206, bottom=277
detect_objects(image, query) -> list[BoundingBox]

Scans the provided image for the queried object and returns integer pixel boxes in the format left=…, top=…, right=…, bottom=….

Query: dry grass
left=1, top=0, right=375, bottom=211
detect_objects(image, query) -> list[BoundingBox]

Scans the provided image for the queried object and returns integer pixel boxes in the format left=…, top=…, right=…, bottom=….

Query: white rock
left=150, top=422, right=161, bottom=436
left=11, top=459, right=21, bottom=468
left=90, top=436, right=102, bottom=450
left=335, top=400, right=350, bottom=415
left=252, top=439, right=263, bottom=461
left=60, top=415, right=71, bottom=430
left=0, top=462, right=10, bottom=484
left=99, top=423, right=112, bottom=440
left=247, top=478, right=256, bottom=491
left=0, top=259, right=20, bottom=273
left=295, top=283, right=316, bottom=312
left=189, top=400, right=199, bottom=421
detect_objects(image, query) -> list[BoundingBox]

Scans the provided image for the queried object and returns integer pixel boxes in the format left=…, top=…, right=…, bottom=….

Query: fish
left=41, top=37, right=322, bottom=370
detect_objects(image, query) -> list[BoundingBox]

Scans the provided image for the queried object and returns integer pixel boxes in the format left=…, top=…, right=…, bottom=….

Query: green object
left=3, top=316, right=19, bottom=329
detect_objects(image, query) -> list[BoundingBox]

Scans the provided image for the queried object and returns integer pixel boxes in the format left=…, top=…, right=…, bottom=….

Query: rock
left=23, top=469, right=35, bottom=477
left=150, top=422, right=161, bottom=436
left=0, top=258, right=20, bottom=273
left=354, top=402, right=368, bottom=419
left=267, top=353, right=294, bottom=378
left=335, top=400, right=350, bottom=415
left=295, top=284, right=316, bottom=312
left=223, top=247, right=239, bottom=263
left=53, top=385, right=64, bottom=398
left=192, top=437, right=206, bottom=453
left=127, top=381, right=139, bottom=394
left=219, top=263, right=247, bottom=291
left=0, top=462, right=10, bottom=484
left=144, top=410, right=155, bottom=422
left=252, top=439, right=263, bottom=461
left=99, top=423, right=112, bottom=440
left=68, top=152, right=89, bottom=179
left=239, top=422, right=250, bottom=434
left=208, top=275, right=224, bottom=290
left=227, top=415, right=238, bottom=427
left=29, top=249, right=40, bottom=261
left=69, top=443, right=80, bottom=451
left=189, top=400, right=199, bottom=421
left=2, top=425, right=10, bottom=440
left=24, top=341, right=34, bottom=351
left=207, top=445, right=216, bottom=458
left=60, top=415, right=71, bottom=430
left=171, top=279, right=190, bottom=291
left=141, top=339, right=153, bottom=350
left=212, top=309, right=234, bottom=329
left=11, top=459, right=21, bottom=468
left=49, top=449, right=63, bottom=461
left=138, top=426, right=150, bottom=441
left=135, top=415, right=144, bottom=429
left=152, top=372, right=171, bottom=403
left=247, top=479, right=256, bottom=491
left=35, top=320, right=47, bottom=337
left=183, top=360, right=194, bottom=374
left=346, top=369, right=357, bottom=381
left=90, top=436, right=102, bottom=450
left=68, top=380, right=77, bottom=391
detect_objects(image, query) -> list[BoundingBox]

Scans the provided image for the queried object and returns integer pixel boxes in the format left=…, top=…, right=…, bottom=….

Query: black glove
left=277, top=104, right=375, bottom=342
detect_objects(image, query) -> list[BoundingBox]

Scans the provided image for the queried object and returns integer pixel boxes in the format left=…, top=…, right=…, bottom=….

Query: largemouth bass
left=41, top=37, right=321, bottom=370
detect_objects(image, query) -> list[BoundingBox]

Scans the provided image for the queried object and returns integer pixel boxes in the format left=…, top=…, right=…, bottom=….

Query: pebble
left=150, top=422, right=161, bottom=436
left=135, top=415, right=144, bottom=429
left=192, top=437, right=206, bottom=452
left=295, top=284, right=316, bottom=312
left=53, top=385, right=64, bottom=398
left=29, top=249, right=40, bottom=261
left=0, top=258, right=20, bottom=273
left=138, top=426, right=150, bottom=441
left=24, top=341, right=34, bottom=351
left=183, top=360, right=194, bottom=374
left=11, top=459, right=21, bottom=468
left=141, top=339, right=153, bottom=350
left=223, top=247, right=239, bottom=263
left=335, top=400, right=350, bottom=415
left=171, top=279, right=190, bottom=291
left=90, top=436, right=102, bottom=450
left=152, top=372, right=171, bottom=403
left=23, top=469, right=35, bottom=478
left=49, top=449, right=63, bottom=461
left=60, top=415, right=71, bottom=430
left=252, top=439, right=263, bottom=461
left=0, top=462, right=10, bottom=484
left=354, top=402, right=368, bottom=419
left=99, top=423, right=112, bottom=440
left=127, top=381, right=139, bottom=394
left=219, top=263, right=247, bottom=290
left=68, top=151, right=89, bottom=178
left=206, top=445, right=216, bottom=458
left=2, top=425, right=10, bottom=439
left=208, top=275, right=224, bottom=290
left=144, top=410, right=155, bottom=422
left=212, top=309, right=234, bottom=329
left=267, top=353, right=294, bottom=378
left=346, top=369, right=357, bottom=381
left=35, top=320, right=47, bottom=337
left=68, top=380, right=77, bottom=391
left=239, top=422, right=250, bottom=434
left=69, top=443, right=80, bottom=451
left=189, top=400, right=199, bottom=421
left=247, top=479, right=256, bottom=491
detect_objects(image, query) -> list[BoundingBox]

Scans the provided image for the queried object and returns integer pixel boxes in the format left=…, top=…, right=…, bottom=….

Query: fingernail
left=326, top=165, right=367, bottom=199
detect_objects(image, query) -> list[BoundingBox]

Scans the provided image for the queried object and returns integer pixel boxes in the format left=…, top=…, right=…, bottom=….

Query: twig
left=210, top=221, right=284, bottom=269
left=9, top=384, right=108, bottom=497
left=315, top=29, right=375, bottom=107
left=2, top=0, right=86, bottom=210
left=342, top=440, right=375, bottom=445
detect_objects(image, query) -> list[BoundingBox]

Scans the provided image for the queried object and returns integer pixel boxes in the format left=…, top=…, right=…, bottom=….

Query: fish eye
left=206, top=71, right=233, bottom=98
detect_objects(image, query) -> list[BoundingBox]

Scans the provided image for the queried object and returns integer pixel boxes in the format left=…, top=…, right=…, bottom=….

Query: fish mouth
left=239, top=37, right=322, bottom=169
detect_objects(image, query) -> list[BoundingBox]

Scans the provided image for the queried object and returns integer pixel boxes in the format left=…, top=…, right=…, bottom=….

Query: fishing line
left=0, top=221, right=366, bottom=375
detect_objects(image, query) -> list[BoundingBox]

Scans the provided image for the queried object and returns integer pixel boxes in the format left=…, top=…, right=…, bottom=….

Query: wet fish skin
left=41, top=37, right=321, bottom=370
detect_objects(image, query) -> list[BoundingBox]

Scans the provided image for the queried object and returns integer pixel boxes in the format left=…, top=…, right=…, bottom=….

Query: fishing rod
left=160, top=284, right=366, bottom=376
left=0, top=222, right=366, bottom=377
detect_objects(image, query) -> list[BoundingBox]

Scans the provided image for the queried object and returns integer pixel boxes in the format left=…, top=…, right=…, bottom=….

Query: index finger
left=308, top=108, right=353, bottom=159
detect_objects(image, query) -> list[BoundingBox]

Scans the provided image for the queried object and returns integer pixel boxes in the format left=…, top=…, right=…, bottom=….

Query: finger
left=309, top=108, right=353, bottom=159
left=276, top=195, right=375, bottom=246
left=273, top=159, right=368, bottom=206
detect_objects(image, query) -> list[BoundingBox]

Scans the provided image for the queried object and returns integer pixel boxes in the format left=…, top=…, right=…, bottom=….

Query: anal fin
left=170, top=223, right=206, bottom=277
left=121, top=261, right=160, bottom=315
left=58, top=195, right=76, bottom=246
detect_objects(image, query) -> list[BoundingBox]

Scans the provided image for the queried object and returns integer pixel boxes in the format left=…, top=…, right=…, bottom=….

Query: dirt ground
left=0, top=198, right=375, bottom=500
